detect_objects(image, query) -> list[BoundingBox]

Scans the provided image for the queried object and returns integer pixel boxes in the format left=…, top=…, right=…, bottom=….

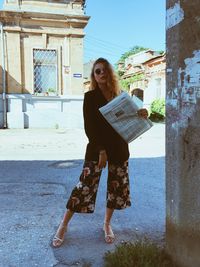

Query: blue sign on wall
left=73, top=73, right=82, bottom=78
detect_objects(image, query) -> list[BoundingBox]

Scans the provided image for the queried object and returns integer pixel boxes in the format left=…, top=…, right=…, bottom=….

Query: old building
left=120, top=50, right=166, bottom=109
left=143, top=54, right=166, bottom=108
left=83, top=59, right=94, bottom=91
left=0, top=0, right=89, bottom=128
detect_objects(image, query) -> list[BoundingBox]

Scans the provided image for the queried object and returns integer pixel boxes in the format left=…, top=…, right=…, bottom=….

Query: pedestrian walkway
left=0, top=123, right=165, bottom=160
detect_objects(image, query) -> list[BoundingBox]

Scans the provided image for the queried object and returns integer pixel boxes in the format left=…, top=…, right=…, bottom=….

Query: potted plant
left=47, top=88, right=57, bottom=96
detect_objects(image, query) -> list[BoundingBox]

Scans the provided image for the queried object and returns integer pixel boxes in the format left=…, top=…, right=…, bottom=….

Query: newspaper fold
left=99, top=91, right=153, bottom=143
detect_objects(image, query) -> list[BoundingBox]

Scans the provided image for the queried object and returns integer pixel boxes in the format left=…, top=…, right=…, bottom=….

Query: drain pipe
left=0, top=22, right=7, bottom=128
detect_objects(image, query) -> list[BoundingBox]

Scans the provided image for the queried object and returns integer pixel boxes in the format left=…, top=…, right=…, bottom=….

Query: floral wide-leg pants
left=66, top=160, right=131, bottom=213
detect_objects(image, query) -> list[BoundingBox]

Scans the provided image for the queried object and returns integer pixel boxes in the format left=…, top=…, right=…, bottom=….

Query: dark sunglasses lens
left=95, top=69, right=101, bottom=75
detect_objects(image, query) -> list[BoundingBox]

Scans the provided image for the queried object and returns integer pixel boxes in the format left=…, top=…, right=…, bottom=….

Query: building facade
left=143, top=54, right=166, bottom=108
left=119, top=50, right=166, bottom=110
left=0, top=0, right=89, bottom=128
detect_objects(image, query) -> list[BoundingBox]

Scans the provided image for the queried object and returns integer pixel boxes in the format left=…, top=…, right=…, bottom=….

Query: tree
left=118, top=45, right=149, bottom=64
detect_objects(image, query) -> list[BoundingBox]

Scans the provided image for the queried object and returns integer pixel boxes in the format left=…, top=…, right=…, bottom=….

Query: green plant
left=149, top=98, right=165, bottom=122
left=55, top=123, right=59, bottom=129
left=158, top=50, right=165, bottom=55
left=104, top=240, right=179, bottom=267
left=117, top=70, right=125, bottom=77
left=119, top=74, right=145, bottom=92
left=47, top=88, right=56, bottom=93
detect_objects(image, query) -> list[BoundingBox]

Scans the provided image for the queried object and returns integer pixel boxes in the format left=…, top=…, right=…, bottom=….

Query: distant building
left=119, top=50, right=166, bottom=109
left=143, top=54, right=166, bottom=108
left=125, top=49, right=161, bottom=67
left=0, top=0, right=89, bottom=128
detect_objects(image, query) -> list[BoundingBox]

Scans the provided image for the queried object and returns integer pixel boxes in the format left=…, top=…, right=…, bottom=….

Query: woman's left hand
left=137, top=108, right=148, bottom=119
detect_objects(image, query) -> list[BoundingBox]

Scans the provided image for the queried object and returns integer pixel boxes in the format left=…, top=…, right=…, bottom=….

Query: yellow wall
left=0, top=8, right=89, bottom=95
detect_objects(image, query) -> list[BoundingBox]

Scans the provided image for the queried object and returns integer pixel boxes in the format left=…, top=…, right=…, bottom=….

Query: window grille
left=33, top=49, right=57, bottom=95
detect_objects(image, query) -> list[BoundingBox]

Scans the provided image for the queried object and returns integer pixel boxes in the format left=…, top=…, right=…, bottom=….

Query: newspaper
left=99, top=91, right=153, bottom=143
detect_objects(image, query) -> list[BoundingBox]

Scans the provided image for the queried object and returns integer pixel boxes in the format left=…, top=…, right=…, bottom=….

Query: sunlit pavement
left=0, top=123, right=165, bottom=267
left=0, top=122, right=165, bottom=160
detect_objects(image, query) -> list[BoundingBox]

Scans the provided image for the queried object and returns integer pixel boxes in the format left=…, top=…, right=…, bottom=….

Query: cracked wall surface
left=166, top=1, right=200, bottom=267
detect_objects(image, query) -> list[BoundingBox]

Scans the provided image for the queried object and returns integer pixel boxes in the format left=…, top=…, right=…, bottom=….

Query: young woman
left=52, top=58, right=148, bottom=247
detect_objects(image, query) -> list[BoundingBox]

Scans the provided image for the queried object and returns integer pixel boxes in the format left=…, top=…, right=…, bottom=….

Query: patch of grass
left=104, top=240, right=179, bottom=267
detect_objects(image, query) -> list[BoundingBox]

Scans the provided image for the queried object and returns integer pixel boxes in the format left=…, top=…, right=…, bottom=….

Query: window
left=33, top=49, right=57, bottom=95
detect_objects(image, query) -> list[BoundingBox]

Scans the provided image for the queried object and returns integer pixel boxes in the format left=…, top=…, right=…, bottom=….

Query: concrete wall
left=5, top=94, right=84, bottom=129
left=166, top=1, right=200, bottom=267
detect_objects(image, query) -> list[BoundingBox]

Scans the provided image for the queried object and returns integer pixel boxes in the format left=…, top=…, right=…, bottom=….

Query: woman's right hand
left=137, top=108, right=148, bottom=119
left=98, top=150, right=107, bottom=169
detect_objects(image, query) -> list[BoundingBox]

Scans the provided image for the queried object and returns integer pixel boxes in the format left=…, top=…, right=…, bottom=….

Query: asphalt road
left=0, top=123, right=165, bottom=267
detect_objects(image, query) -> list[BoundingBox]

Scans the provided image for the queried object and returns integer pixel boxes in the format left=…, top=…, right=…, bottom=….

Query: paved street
left=0, top=123, right=165, bottom=267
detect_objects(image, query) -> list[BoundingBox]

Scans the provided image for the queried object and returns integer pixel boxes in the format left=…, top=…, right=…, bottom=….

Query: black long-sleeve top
left=83, top=88, right=130, bottom=164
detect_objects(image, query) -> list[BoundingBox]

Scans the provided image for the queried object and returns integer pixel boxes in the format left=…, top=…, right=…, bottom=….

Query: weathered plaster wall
left=0, top=4, right=89, bottom=128
left=0, top=17, right=87, bottom=95
left=166, top=1, right=200, bottom=267
left=6, top=32, right=22, bottom=93
left=3, top=0, right=85, bottom=15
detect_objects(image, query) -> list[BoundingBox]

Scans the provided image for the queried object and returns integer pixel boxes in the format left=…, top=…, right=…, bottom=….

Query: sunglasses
left=94, top=68, right=105, bottom=75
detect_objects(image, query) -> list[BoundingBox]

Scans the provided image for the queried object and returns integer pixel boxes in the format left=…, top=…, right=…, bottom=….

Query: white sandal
left=103, top=222, right=115, bottom=244
left=52, top=223, right=67, bottom=248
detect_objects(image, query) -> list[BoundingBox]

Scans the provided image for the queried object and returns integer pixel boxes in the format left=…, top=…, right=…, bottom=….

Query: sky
left=84, top=0, right=166, bottom=64
left=0, top=0, right=166, bottom=65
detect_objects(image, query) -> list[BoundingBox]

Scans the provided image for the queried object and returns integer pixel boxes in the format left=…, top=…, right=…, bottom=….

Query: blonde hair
left=89, top=58, right=120, bottom=97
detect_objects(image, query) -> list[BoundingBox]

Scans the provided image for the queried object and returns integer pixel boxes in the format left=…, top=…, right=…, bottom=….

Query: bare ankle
left=60, top=221, right=67, bottom=228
